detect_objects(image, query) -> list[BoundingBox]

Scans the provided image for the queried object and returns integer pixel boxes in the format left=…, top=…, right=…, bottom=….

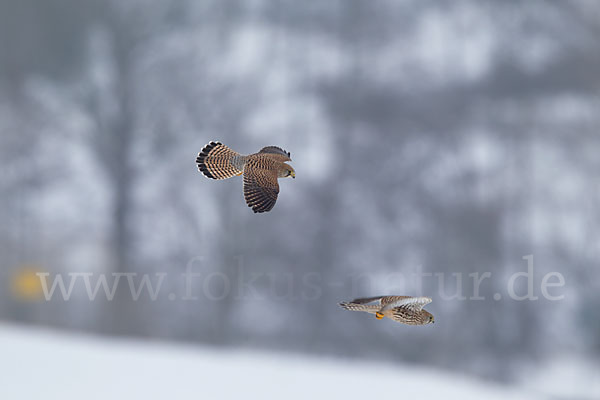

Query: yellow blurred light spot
left=11, top=267, right=46, bottom=301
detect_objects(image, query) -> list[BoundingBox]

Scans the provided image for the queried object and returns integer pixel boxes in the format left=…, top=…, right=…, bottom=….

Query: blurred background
left=1, top=1, right=599, bottom=399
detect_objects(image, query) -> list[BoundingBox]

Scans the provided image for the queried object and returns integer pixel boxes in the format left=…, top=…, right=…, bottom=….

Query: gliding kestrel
left=196, top=141, right=295, bottom=213
left=339, top=296, right=435, bottom=325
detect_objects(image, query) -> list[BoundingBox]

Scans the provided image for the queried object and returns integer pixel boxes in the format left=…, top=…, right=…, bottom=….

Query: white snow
left=521, top=355, right=600, bottom=400
left=0, top=324, right=552, bottom=400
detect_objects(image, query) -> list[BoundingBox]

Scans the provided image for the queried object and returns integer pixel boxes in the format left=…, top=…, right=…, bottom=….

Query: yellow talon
left=375, top=312, right=384, bottom=320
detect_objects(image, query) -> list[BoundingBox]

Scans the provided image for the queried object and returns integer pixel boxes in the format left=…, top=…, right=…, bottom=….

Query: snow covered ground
left=0, top=323, right=592, bottom=400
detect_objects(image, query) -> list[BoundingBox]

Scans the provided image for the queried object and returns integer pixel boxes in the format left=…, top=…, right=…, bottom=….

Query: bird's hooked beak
left=290, top=171, right=295, bottom=179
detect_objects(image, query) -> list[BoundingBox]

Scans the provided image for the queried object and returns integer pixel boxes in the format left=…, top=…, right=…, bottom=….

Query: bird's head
left=279, top=163, right=295, bottom=179
left=424, top=311, right=435, bottom=324
left=375, top=312, right=384, bottom=320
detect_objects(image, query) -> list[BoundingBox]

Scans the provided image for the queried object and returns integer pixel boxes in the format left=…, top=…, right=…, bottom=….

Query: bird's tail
left=196, top=141, right=245, bottom=180
left=338, top=302, right=378, bottom=314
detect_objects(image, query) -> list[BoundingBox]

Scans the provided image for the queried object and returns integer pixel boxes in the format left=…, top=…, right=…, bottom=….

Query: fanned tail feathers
left=196, top=141, right=244, bottom=180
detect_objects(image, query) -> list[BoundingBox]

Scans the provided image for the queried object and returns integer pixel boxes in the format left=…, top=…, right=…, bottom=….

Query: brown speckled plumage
left=196, top=142, right=295, bottom=213
left=339, top=295, right=435, bottom=326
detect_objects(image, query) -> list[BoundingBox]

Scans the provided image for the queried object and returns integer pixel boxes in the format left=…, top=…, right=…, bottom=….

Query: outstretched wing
left=383, top=296, right=432, bottom=312
left=259, top=146, right=291, bottom=161
left=338, top=302, right=380, bottom=314
left=243, top=163, right=279, bottom=213
left=379, top=295, right=412, bottom=307
left=345, top=296, right=386, bottom=305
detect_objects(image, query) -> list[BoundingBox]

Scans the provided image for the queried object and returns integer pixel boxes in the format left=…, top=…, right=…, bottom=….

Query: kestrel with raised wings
left=339, top=296, right=434, bottom=325
left=196, top=141, right=295, bottom=213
